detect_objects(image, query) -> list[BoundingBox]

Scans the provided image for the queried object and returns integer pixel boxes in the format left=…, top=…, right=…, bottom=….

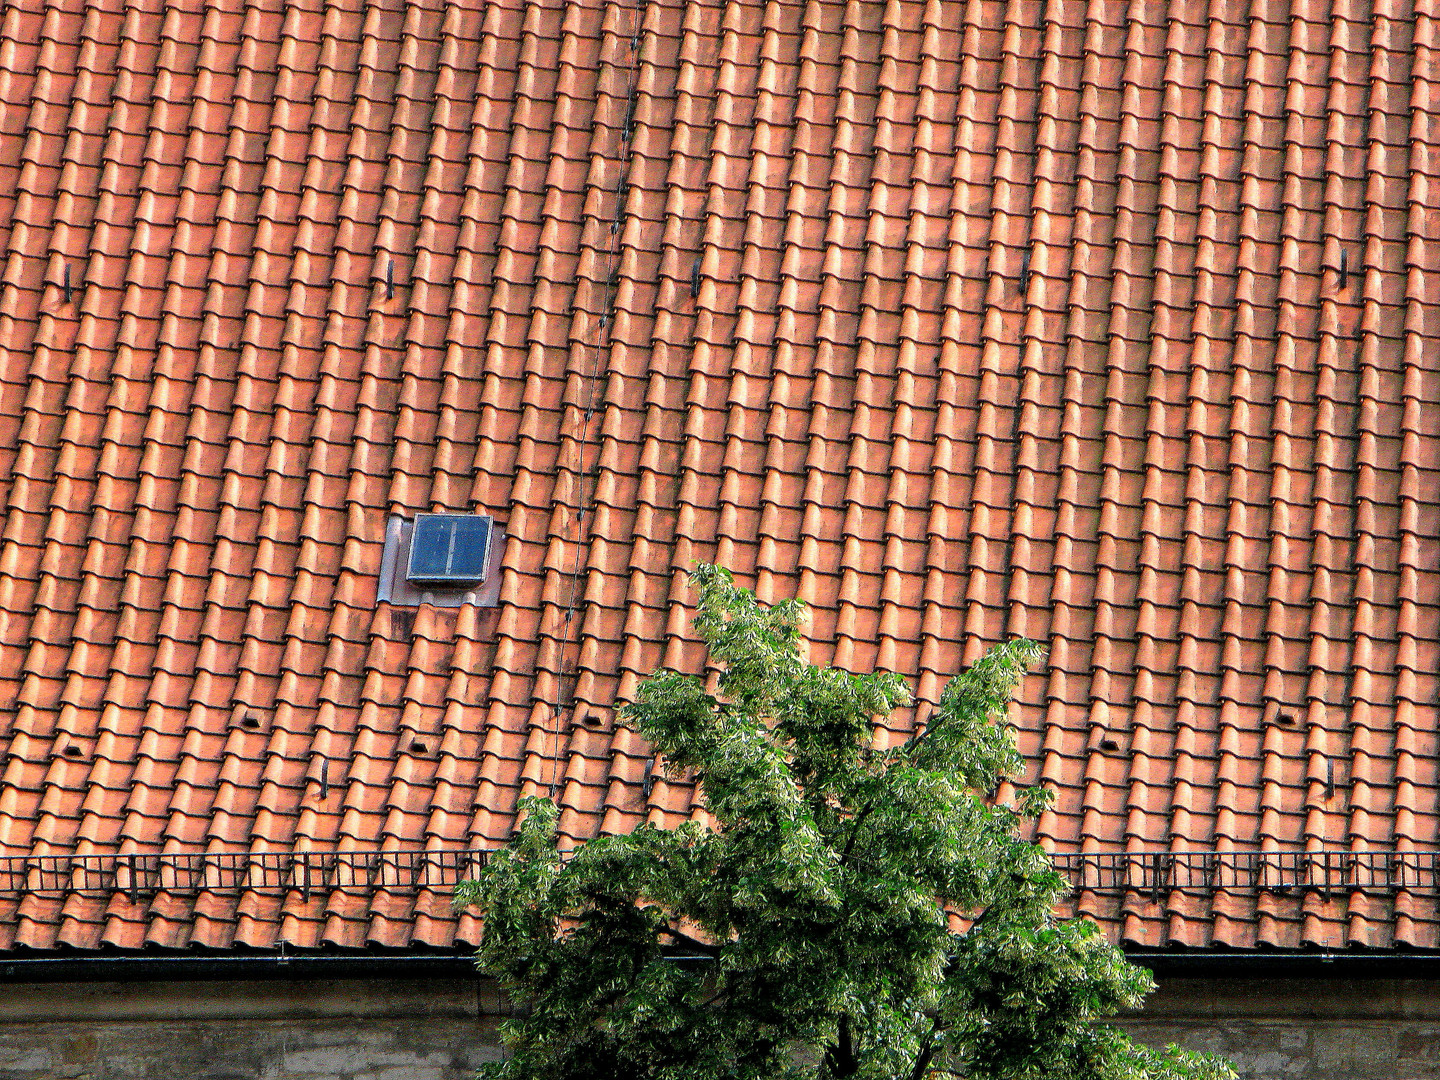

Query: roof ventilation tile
left=229, top=707, right=270, bottom=733
left=575, top=711, right=606, bottom=731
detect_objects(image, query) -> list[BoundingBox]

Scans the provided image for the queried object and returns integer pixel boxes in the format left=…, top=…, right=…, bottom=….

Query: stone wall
left=1123, top=977, right=1440, bottom=1080
left=0, top=977, right=504, bottom=1080
left=0, top=973, right=1436, bottom=1080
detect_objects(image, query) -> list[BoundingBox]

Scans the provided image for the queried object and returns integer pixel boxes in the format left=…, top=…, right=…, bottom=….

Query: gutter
left=0, top=952, right=478, bottom=983
left=1127, top=950, right=1440, bottom=979
left=5, top=947, right=1440, bottom=985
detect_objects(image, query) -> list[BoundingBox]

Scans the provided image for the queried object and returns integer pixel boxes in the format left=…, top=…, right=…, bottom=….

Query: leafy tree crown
left=457, top=565, right=1234, bottom=1080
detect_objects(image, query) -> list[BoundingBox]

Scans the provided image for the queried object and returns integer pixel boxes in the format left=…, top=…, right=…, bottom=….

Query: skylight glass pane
left=448, top=517, right=491, bottom=578
left=408, top=518, right=454, bottom=579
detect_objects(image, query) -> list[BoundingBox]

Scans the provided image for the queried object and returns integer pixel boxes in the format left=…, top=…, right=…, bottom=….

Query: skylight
left=405, top=513, right=493, bottom=585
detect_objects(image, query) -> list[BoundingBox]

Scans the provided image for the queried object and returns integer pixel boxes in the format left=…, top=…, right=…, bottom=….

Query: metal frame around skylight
left=404, top=512, right=494, bottom=586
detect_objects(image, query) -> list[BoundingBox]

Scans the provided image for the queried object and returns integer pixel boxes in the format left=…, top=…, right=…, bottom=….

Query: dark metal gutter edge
left=1127, top=950, right=1440, bottom=978
left=6, top=948, right=1440, bottom=984
left=0, top=952, right=478, bottom=984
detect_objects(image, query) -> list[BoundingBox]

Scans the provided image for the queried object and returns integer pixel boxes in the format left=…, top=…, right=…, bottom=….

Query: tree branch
left=839, top=803, right=876, bottom=865
left=899, top=708, right=951, bottom=763
left=840, top=714, right=953, bottom=866
left=822, top=1014, right=859, bottom=1078
left=661, top=927, right=721, bottom=956
left=908, top=1015, right=944, bottom=1080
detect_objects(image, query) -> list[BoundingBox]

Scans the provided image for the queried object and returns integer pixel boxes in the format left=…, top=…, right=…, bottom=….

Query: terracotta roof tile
left=2, top=0, right=1440, bottom=952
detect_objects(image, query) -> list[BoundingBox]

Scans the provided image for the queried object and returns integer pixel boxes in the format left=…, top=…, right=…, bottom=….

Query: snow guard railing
left=0, top=848, right=1437, bottom=903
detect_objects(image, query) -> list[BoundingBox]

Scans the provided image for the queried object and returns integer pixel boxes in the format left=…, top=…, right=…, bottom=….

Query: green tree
left=458, top=565, right=1233, bottom=1080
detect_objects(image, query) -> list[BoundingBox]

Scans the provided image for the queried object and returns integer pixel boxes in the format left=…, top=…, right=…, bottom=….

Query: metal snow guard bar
left=0, top=849, right=490, bottom=902
left=0, top=848, right=1437, bottom=902
left=1050, top=850, right=1440, bottom=900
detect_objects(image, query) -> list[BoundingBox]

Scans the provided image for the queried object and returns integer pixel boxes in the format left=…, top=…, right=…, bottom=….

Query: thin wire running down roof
left=0, top=0, right=1438, bottom=954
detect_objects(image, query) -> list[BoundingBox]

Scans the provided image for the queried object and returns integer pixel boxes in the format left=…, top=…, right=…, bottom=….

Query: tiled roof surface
left=1, top=0, right=1439, bottom=954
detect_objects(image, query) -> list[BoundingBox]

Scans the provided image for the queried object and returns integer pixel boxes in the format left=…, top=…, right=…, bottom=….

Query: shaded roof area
left=2, top=0, right=1440, bottom=953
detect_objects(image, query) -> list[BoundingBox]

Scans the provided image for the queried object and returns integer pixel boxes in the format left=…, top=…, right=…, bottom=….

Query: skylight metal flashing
left=377, top=513, right=505, bottom=609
